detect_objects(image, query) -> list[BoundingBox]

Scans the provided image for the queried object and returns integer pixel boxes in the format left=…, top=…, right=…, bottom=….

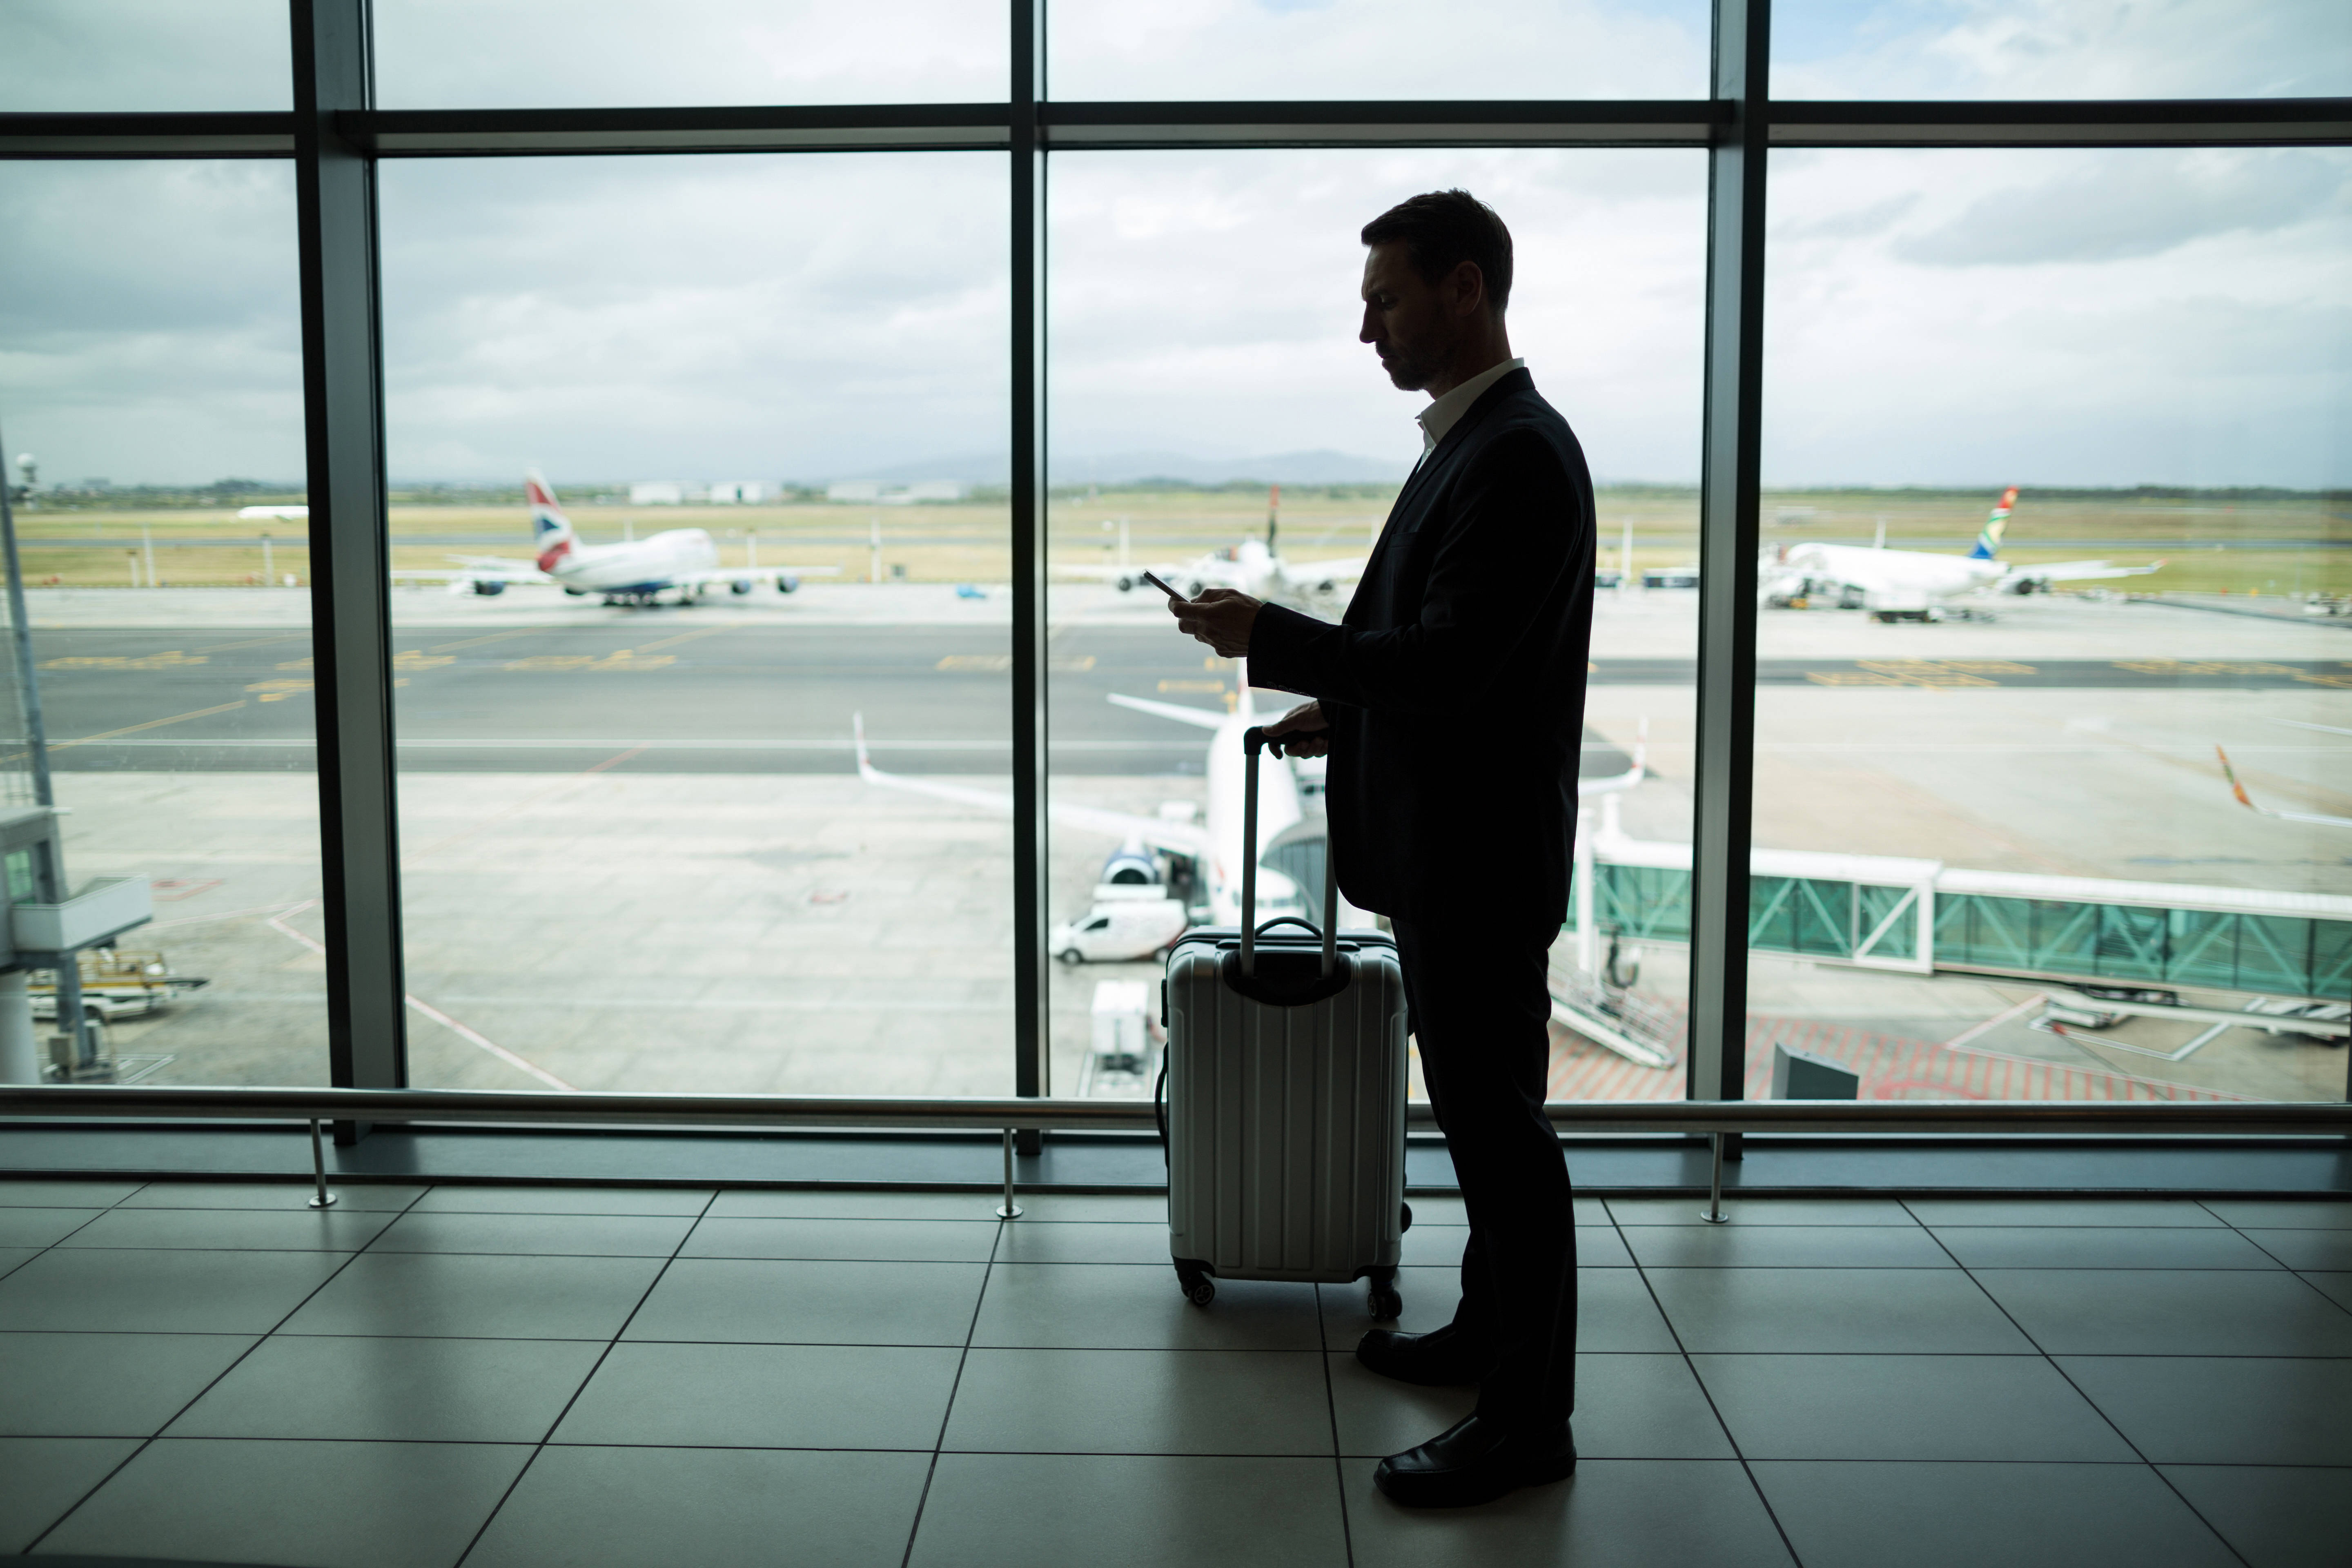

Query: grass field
left=9, top=487, right=2344, bottom=597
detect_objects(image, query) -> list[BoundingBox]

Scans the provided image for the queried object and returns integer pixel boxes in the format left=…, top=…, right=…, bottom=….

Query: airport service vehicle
left=30, top=949, right=207, bottom=1027
left=1761, top=488, right=2164, bottom=622
left=1052, top=888, right=1190, bottom=964
left=1061, top=495, right=1366, bottom=609
left=854, top=665, right=1647, bottom=936
left=1160, top=726, right=1409, bottom=1316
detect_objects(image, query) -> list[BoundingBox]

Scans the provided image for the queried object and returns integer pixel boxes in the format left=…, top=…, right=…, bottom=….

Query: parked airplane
left=1762, top=488, right=2164, bottom=622
left=851, top=668, right=1648, bottom=934
left=2215, top=745, right=2352, bottom=829
left=1062, top=490, right=1367, bottom=608
left=388, top=472, right=837, bottom=606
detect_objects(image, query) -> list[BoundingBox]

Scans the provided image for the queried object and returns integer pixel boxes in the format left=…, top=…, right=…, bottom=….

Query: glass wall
left=378, top=152, right=1013, bottom=1094
left=373, top=0, right=1009, bottom=107
left=1050, top=0, right=1710, bottom=100
left=4, top=1, right=2339, bottom=1111
left=1744, top=146, right=2352, bottom=1103
left=1045, top=149, right=1708, bottom=1100
left=0, top=159, right=327, bottom=1085
left=0, top=1, right=291, bottom=110
left=1771, top=0, right=2352, bottom=100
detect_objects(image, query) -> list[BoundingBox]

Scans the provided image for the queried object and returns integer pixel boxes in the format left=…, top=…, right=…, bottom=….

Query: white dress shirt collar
left=1416, top=356, right=1526, bottom=456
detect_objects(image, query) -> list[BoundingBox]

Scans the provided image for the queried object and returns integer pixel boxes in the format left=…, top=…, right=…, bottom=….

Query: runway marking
left=422, top=630, right=541, bottom=654
left=40, top=651, right=207, bottom=670
left=244, top=679, right=314, bottom=702
left=936, top=653, right=1098, bottom=673
left=504, top=650, right=677, bottom=672
left=193, top=633, right=310, bottom=654
left=404, top=744, right=650, bottom=861
left=266, top=898, right=574, bottom=1091
left=1157, top=679, right=1225, bottom=693
left=49, top=698, right=248, bottom=751
left=630, top=626, right=734, bottom=655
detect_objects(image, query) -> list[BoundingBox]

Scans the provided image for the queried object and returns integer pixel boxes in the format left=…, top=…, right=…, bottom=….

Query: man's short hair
left=1360, top=189, right=1513, bottom=313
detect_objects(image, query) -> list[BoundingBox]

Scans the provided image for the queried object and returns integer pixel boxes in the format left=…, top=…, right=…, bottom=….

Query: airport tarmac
left=13, top=584, right=2347, bottom=1101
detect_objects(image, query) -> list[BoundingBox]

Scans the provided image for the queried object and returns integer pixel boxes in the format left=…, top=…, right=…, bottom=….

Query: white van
left=1051, top=893, right=1189, bottom=964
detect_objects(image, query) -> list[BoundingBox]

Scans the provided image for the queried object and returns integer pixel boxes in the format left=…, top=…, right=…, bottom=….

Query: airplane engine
left=471, top=580, right=507, bottom=597
left=1098, top=844, right=1161, bottom=887
left=1185, top=579, right=1205, bottom=599
left=1115, top=575, right=1135, bottom=592
left=731, top=579, right=753, bottom=595
left=777, top=575, right=800, bottom=594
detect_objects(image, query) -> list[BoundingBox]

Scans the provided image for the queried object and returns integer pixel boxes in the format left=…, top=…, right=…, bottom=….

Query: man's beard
left=1378, top=345, right=1438, bottom=391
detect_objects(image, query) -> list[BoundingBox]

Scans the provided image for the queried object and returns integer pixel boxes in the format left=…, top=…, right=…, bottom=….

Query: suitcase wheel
left=1399, top=1201, right=1412, bottom=1234
left=1367, top=1282, right=1404, bottom=1321
left=1176, top=1266, right=1216, bottom=1307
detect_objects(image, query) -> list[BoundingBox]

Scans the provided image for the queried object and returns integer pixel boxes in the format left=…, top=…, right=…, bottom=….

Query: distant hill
left=1052, top=449, right=1412, bottom=486
left=842, top=448, right=1413, bottom=488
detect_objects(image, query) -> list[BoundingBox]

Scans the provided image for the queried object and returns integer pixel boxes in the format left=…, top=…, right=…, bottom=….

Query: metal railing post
left=997, top=1127, right=1024, bottom=1219
left=307, top=1118, right=337, bottom=1209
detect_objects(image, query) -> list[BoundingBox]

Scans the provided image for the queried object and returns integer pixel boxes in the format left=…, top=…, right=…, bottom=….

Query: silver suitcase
left=1157, top=724, right=1411, bottom=1319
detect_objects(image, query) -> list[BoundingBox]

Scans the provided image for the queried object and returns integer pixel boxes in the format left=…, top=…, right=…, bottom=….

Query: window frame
left=0, top=0, right=2343, bottom=1116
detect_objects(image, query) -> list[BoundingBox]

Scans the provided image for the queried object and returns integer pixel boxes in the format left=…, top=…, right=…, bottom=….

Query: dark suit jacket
left=1249, top=367, right=1595, bottom=927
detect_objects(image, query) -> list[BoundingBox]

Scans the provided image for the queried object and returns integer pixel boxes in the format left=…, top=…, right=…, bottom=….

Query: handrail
left=2, top=1085, right=2346, bottom=1136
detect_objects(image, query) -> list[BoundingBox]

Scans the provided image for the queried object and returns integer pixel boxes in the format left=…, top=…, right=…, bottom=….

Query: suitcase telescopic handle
left=1239, top=726, right=1339, bottom=980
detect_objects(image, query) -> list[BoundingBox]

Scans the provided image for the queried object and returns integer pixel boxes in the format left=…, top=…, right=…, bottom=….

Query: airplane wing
left=1275, top=556, right=1368, bottom=590
left=853, top=714, right=1216, bottom=858
left=2216, top=745, right=2352, bottom=828
left=1999, top=559, right=2166, bottom=586
left=1107, top=693, right=1228, bottom=731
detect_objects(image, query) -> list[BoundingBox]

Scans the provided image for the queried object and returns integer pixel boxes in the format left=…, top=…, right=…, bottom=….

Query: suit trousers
left=1390, top=910, right=1577, bottom=1428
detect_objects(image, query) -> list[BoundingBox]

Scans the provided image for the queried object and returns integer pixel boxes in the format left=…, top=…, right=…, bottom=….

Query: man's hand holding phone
left=1167, top=581, right=1262, bottom=658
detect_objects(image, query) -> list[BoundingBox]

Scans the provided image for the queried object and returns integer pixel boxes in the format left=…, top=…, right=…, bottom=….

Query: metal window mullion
left=1011, top=0, right=1048, bottom=1120
left=293, top=0, right=406, bottom=1098
left=1687, top=0, right=1769, bottom=1106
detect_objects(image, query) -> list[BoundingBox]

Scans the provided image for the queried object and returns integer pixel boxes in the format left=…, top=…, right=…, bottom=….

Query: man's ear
left=1449, top=260, right=1486, bottom=318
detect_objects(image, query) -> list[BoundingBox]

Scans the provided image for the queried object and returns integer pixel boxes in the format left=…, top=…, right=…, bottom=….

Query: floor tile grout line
left=1899, top=1198, right=2257, bottom=1568
left=1312, top=1281, right=1357, bottom=1568
left=2192, top=1198, right=2352, bottom=1318
left=17, top=1178, right=437, bottom=1557
left=449, top=1183, right=720, bottom=1568
left=1608, top=1196, right=1808, bottom=1566
left=898, top=1208, right=1004, bottom=1568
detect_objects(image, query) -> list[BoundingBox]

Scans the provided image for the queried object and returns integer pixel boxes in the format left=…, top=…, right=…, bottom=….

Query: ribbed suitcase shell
left=1164, top=928, right=1408, bottom=1284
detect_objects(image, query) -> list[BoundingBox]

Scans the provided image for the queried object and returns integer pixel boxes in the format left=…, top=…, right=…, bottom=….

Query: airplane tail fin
left=526, top=468, right=575, bottom=570
left=1968, top=486, right=2018, bottom=561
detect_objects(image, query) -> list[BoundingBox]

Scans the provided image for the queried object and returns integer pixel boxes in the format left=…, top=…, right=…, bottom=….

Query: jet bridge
left=1583, top=832, right=2352, bottom=1007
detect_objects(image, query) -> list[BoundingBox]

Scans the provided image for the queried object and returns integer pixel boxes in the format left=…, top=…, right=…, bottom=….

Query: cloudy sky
left=0, top=2, right=2344, bottom=488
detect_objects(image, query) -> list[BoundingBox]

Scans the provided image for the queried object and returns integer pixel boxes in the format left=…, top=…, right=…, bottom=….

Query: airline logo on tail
left=526, top=469, right=574, bottom=571
left=1969, top=487, right=2018, bottom=561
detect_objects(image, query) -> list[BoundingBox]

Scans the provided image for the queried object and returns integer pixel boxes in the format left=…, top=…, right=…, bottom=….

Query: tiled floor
left=0, top=1179, right=2345, bottom=1567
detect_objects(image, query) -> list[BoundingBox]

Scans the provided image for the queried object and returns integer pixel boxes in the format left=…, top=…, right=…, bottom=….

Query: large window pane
left=1749, top=147, right=2351, bottom=1105
left=1773, top=0, right=2352, bottom=100
left=0, top=1, right=289, bottom=111
left=1047, top=150, right=1706, bottom=1102
left=1050, top=0, right=1709, bottom=101
left=374, top=0, right=1007, bottom=107
left=379, top=153, right=1011, bottom=1094
left=0, top=160, right=325, bottom=1085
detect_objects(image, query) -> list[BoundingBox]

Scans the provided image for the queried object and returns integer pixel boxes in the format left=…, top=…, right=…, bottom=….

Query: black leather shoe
left=1354, top=1326, right=1496, bottom=1388
left=1373, top=1414, right=1577, bottom=1509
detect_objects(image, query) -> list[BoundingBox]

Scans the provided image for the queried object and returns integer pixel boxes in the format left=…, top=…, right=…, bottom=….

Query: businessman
left=1172, top=190, right=1594, bottom=1509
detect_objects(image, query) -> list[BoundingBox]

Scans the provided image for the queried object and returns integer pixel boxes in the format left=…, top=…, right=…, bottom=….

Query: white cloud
left=0, top=162, right=302, bottom=484
left=0, top=1, right=289, bottom=111
left=1772, top=0, right=2352, bottom=99
left=1763, top=147, right=2352, bottom=488
left=1050, top=150, right=1710, bottom=481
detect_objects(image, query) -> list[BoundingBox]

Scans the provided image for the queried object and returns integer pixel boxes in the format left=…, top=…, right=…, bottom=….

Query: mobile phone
left=1138, top=569, right=1184, bottom=600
